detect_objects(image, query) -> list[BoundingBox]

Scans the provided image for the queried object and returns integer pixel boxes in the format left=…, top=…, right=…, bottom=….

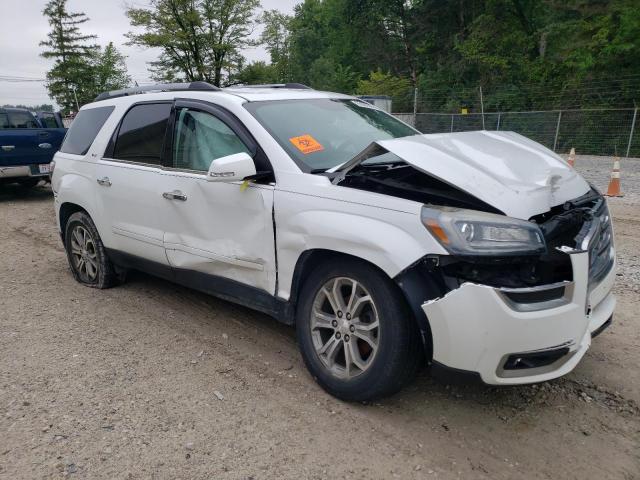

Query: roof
left=222, top=86, right=352, bottom=102
left=0, top=107, right=30, bottom=113
left=84, top=84, right=353, bottom=111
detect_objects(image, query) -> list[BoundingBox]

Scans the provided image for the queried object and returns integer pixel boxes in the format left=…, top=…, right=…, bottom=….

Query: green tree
left=260, top=10, right=292, bottom=82
left=358, top=70, right=413, bottom=110
left=234, top=61, right=279, bottom=85
left=309, top=58, right=360, bottom=92
left=126, top=0, right=261, bottom=86
left=93, top=42, right=131, bottom=94
left=40, top=0, right=99, bottom=114
left=2, top=104, right=55, bottom=112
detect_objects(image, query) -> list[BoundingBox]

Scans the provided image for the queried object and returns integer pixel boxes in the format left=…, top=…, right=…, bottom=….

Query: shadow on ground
left=0, top=183, right=53, bottom=202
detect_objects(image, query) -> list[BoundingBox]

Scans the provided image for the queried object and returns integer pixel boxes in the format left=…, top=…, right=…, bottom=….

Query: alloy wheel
left=69, top=225, right=99, bottom=282
left=309, top=277, right=380, bottom=379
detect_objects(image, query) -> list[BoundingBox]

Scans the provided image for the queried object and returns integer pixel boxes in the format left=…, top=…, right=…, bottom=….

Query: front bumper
left=423, top=249, right=616, bottom=385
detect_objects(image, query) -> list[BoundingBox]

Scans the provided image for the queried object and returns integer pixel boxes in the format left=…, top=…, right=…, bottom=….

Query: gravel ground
left=0, top=179, right=639, bottom=479
left=566, top=154, right=640, bottom=203
left=570, top=155, right=640, bottom=293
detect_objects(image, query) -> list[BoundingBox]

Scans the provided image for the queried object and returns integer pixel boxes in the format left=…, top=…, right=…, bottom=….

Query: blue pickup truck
left=0, top=107, right=66, bottom=188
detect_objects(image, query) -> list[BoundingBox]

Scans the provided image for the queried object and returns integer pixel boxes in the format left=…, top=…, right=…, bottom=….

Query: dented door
left=161, top=173, right=275, bottom=293
left=161, top=100, right=276, bottom=293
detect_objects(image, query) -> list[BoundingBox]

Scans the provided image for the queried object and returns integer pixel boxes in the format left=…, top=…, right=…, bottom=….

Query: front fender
left=276, top=201, right=445, bottom=299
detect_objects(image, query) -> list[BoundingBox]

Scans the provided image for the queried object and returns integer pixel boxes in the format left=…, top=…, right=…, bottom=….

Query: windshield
left=244, top=98, right=418, bottom=171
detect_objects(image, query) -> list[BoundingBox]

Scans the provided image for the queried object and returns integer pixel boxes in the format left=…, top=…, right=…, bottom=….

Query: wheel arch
left=58, top=202, right=90, bottom=240
left=287, top=248, right=437, bottom=357
left=55, top=172, right=102, bottom=240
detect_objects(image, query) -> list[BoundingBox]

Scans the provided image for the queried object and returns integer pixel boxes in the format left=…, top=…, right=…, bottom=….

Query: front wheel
left=296, top=258, right=422, bottom=401
left=17, top=178, right=40, bottom=189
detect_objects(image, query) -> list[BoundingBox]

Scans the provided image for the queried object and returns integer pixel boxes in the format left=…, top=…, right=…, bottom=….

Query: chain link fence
left=394, top=108, right=639, bottom=158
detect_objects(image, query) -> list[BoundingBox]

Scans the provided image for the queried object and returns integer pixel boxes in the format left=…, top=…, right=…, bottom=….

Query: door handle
left=38, top=131, right=50, bottom=138
left=162, top=190, right=187, bottom=201
left=38, top=143, right=52, bottom=149
left=1, top=145, right=15, bottom=151
left=97, top=176, right=112, bottom=187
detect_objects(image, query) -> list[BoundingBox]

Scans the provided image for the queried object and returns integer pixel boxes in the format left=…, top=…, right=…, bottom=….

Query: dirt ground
left=0, top=182, right=638, bottom=480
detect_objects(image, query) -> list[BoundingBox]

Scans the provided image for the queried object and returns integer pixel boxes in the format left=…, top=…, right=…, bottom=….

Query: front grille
left=502, top=285, right=566, bottom=304
left=584, top=200, right=615, bottom=285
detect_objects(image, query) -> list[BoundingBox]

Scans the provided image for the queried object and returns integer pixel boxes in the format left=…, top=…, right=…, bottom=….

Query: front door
left=161, top=101, right=276, bottom=293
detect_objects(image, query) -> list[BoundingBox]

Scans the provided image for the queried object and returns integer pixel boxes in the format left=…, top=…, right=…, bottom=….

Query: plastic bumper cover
left=0, top=165, right=49, bottom=179
left=423, top=249, right=616, bottom=385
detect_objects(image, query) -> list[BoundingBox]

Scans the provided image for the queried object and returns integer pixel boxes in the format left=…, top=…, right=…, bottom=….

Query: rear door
left=95, top=102, right=175, bottom=267
left=36, top=111, right=67, bottom=156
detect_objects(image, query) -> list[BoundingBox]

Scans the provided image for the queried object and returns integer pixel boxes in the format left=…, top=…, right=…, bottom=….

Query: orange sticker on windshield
left=289, top=134, right=324, bottom=154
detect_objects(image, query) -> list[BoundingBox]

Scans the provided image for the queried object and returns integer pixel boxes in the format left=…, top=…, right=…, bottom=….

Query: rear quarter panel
left=52, top=152, right=100, bottom=234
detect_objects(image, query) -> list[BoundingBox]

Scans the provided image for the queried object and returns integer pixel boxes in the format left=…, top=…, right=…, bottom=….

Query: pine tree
left=40, top=0, right=99, bottom=114
left=93, top=43, right=131, bottom=94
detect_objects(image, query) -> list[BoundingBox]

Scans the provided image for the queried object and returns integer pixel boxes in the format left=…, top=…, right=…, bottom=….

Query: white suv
left=52, top=82, right=616, bottom=401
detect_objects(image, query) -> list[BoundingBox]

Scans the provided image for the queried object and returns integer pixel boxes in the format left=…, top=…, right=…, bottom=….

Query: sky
left=0, top=0, right=300, bottom=108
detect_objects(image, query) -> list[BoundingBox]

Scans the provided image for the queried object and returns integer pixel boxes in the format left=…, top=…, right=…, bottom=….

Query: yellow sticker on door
left=289, top=134, right=324, bottom=154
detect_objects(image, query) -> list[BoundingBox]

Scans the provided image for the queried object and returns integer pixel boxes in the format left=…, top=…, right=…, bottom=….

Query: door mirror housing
left=206, top=152, right=257, bottom=182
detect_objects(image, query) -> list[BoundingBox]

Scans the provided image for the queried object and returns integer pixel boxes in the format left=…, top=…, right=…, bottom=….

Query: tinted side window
left=0, top=113, right=9, bottom=129
left=173, top=108, right=250, bottom=171
left=60, top=106, right=115, bottom=155
left=113, top=103, right=171, bottom=165
left=8, top=111, right=38, bottom=128
left=39, top=114, right=58, bottom=128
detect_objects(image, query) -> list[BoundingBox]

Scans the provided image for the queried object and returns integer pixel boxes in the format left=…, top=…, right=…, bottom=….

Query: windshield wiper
left=309, top=168, right=329, bottom=174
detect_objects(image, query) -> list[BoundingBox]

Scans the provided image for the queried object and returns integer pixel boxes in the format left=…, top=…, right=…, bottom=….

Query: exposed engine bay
left=338, top=162, right=614, bottom=292
left=337, top=161, right=502, bottom=213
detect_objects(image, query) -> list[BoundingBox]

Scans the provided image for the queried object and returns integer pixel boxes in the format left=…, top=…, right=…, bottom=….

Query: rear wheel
left=63, top=211, right=120, bottom=289
left=296, top=258, right=422, bottom=401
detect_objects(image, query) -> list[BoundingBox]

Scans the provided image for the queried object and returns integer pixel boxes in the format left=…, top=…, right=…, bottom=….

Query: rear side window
left=7, top=111, right=39, bottom=128
left=113, top=103, right=171, bottom=165
left=39, top=114, right=58, bottom=128
left=0, top=113, right=9, bottom=129
left=60, top=106, right=115, bottom=155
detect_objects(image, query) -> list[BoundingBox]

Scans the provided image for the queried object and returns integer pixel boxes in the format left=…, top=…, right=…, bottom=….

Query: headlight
left=421, top=206, right=546, bottom=255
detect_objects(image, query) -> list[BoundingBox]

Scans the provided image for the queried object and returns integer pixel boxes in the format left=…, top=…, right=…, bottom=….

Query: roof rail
left=93, top=81, right=220, bottom=102
left=228, top=83, right=313, bottom=90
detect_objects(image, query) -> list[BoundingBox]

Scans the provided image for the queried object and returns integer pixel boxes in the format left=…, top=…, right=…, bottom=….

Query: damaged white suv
left=52, top=82, right=616, bottom=401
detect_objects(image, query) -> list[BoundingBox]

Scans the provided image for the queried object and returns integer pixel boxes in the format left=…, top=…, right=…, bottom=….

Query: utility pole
left=71, top=86, right=80, bottom=112
left=479, top=86, right=485, bottom=130
left=627, top=104, right=637, bottom=158
left=553, top=110, right=562, bottom=152
left=412, top=87, right=418, bottom=127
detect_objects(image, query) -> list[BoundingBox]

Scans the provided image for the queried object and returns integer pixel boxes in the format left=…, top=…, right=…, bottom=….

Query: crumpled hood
left=338, top=131, right=591, bottom=219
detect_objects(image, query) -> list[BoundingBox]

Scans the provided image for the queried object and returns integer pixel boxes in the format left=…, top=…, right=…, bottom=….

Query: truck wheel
left=296, top=258, right=422, bottom=401
left=17, top=178, right=40, bottom=189
left=63, top=212, right=119, bottom=289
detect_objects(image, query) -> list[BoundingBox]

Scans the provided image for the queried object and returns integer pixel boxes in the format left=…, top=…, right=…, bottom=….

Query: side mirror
left=206, top=152, right=256, bottom=182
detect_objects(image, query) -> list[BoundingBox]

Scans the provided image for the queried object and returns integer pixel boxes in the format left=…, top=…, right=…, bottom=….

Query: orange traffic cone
left=605, top=157, right=623, bottom=197
left=567, top=148, right=576, bottom=167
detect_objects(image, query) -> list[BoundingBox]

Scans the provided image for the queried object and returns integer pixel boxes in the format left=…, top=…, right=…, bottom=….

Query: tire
left=17, top=178, right=40, bottom=189
left=296, top=257, right=422, bottom=401
left=63, top=211, right=120, bottom=289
